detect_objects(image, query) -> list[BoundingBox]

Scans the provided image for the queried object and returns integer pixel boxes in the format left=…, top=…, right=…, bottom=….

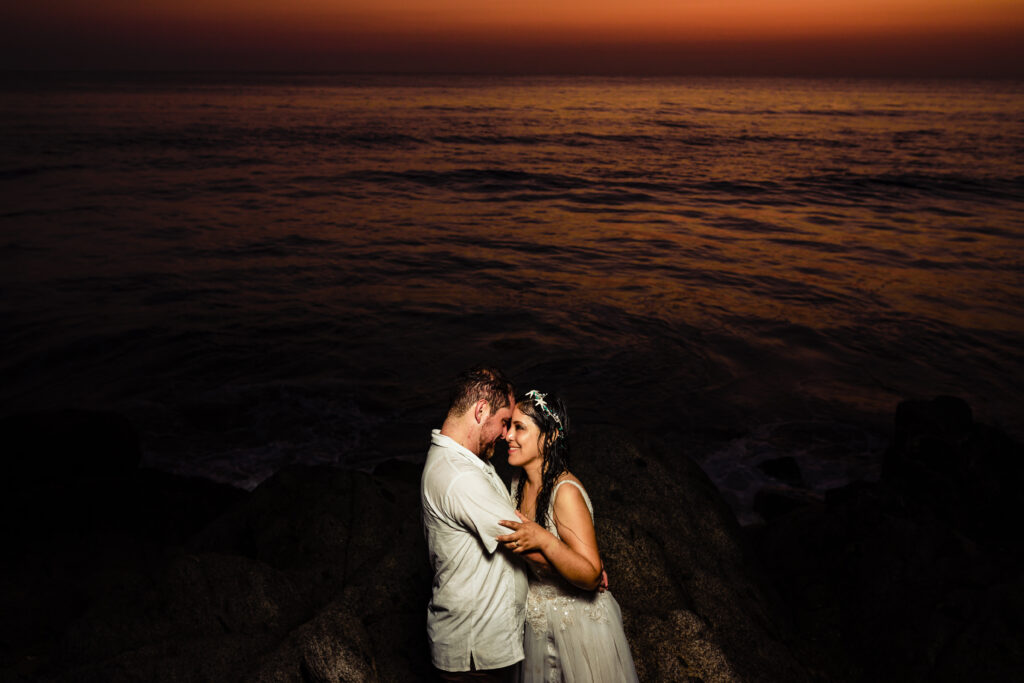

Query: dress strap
left=551, top=478, right=594, bottom=519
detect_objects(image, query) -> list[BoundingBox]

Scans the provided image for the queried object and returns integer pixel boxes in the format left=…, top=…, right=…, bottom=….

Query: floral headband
left=524, top=389, right=563, bottom=433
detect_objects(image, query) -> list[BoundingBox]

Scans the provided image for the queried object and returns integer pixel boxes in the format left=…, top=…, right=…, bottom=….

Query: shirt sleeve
left=443, top=470, right=519, bottom=554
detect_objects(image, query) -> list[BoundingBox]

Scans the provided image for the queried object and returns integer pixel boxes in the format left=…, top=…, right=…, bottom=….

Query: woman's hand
left=499, top=484, right=604, bottom=591
left=496, top=510, right=552, bottom=555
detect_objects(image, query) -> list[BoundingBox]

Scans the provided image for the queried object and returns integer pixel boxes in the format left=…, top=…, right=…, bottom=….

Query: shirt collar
left=431, top=429, right=495, bottom=474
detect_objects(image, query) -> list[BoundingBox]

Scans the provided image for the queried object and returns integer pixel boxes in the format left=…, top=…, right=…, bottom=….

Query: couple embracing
left=421, top=367, right=638, bottom=682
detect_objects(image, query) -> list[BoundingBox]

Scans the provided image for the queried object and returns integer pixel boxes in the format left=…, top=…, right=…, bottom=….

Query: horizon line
left=3, top=68, right=1023, bottom=80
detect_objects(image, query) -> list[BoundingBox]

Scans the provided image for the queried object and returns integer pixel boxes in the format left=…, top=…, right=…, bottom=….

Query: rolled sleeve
left=443, top=471, right=517, bottom=554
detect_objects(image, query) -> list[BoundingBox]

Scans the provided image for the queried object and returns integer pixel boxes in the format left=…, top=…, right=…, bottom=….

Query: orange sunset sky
left=3, top=0, right=1024, bottom=75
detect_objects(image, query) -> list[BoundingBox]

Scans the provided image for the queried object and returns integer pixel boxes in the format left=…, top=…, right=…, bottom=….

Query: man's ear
left=474, top=399, right=490, bottom=424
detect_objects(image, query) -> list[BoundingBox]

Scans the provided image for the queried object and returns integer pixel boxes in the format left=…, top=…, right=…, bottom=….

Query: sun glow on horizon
left=16, top=0, right=1024, bottom=34
left=3, top=0, right=1023, bottom=75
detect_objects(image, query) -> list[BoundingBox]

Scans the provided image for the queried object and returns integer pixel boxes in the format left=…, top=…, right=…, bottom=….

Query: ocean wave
left=791, top=171, right=1023, bottom=203
left=2, top=74, right=1023, bottom=494
left=0, top=163, right=90, bottom=180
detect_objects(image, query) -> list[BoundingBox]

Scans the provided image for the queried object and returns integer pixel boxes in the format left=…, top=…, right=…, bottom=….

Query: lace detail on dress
left=527, top=586, right=576, bottom=632
left=511, top=475, right=639, bottom=682
left=582, top=595, right=611, bottom=624
left=515, top=477, right=609, bottom=630
left=526, top=581, right=613, bottom=633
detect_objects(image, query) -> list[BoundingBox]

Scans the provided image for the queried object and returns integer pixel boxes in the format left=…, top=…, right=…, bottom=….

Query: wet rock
left=249, top=597, right=377, bottom=683
left=0, top=410, right=244, bottom=682
left=572, top=426, right=812, bottom=682
left=752, top=486, right=819, bottom=521
left=0, top=411, right=811, bottom=682
left=750, top=396, right=1024, bottom=682
left=0, top=409, right=142, bottom=484
left=756, top=456, right=804, bottom=487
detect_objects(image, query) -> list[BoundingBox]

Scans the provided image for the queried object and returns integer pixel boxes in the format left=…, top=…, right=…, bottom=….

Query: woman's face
left=505, top=406, right=543, bottom=469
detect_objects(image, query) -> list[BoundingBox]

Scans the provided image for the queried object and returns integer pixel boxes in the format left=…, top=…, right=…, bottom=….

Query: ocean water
left=2, top=73, right=1022, bottom=523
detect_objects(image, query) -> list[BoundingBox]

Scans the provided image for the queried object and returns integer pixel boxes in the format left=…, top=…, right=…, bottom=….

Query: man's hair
left=448, top=366, right=514, bottom=418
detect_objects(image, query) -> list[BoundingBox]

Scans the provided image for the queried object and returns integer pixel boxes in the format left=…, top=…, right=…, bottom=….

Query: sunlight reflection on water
left=2, top=74, right=1022, bottom=512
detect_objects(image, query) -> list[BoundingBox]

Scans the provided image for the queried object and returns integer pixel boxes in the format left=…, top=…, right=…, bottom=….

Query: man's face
left=477, top=396, right=513, bottom=460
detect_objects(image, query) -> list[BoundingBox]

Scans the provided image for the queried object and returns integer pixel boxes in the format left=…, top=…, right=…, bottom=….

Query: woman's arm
left=497, top=483, right=603, bottom=590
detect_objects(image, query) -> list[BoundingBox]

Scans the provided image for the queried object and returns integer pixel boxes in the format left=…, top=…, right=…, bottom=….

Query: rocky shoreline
left=749, top=396, right=1024, bottom=682
left=1, top=398, right=1021, bottom=681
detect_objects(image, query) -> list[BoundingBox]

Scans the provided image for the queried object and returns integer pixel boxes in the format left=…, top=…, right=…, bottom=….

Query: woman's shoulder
left=554, top=471, right=584, bottom=491
left=552, top=473, right=592, bottom=508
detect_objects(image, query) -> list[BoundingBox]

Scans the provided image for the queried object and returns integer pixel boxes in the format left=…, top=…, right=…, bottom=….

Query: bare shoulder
left=552, top=472, right=588, bottom=508
left=551, top=473, right=597, bottom=546
left=559, top=471, right=584, bottom=487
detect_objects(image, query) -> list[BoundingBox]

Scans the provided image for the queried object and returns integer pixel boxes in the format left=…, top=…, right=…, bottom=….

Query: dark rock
left=756, top=456, right=804, bottom=487
left=750, top=397, right=1024, bottom=682
left=883, top=396, right=1024, bottom=558
left=248, top=595, right=377, bottom=682
left=0, top=409, right=247, bottom=681
left=57, top=552, right=305, bottom=679
left=1, top=409, right=142, bottom=484
left=31, top=397, right=1024, bottom=682
left=0, top=479, right=246, bottom=676
left=890, top=395, right=973, bottom=456
left=371, top=457, right=423, bottom=484
left=571, top=426, right=812, bottom=682
left=752, top=486, right=819, bottom=521
left=0, top=408, right=812, bottom=683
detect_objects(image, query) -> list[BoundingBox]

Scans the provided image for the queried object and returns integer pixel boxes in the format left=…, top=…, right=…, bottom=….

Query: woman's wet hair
left=513, top=390, right=570, bottom=529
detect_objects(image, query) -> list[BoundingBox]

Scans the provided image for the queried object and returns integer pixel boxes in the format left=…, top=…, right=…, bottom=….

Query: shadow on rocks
left=2, top=410, right=817, bottom=682
left=569, top=425, right=815, bottom=683
left=749, top=396, right=1024, bottom=682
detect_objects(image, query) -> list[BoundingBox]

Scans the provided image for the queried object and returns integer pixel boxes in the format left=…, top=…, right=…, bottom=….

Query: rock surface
left=1, top=409, right=813, bottom=682
left=553, top=428, right=812, bottom=682
left=6, top=399, right=1020, bottom=682
left=749, top=396, right=1024, bottom=682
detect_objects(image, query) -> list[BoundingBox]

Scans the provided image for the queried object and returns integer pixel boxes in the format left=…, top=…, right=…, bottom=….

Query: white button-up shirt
left=421, top=429, right=528, bottom=672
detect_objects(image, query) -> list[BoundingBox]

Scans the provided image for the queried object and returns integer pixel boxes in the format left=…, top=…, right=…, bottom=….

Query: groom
left=420, top=366, right=528, bottom=681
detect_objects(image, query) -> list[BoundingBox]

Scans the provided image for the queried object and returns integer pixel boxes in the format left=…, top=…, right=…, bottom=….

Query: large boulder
left=0, top=411, right=245, bottom=681
left=567, top=426, right=812, bottom=682
left=750, top=397, right=1024, bottom=682
left=1, top=409, right=142, bottom=484
left=1, top=410, right=809, bottom=682
left=190, top=465, right=434, bottom=681
left=11, top=465, right=431, bottom=683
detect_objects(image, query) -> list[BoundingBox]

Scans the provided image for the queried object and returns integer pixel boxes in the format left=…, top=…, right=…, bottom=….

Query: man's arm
left=444, top=470, right=521, bottom=554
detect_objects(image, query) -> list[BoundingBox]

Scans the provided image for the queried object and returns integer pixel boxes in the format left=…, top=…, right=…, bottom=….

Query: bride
left=497, top=390, right=638, bottom=683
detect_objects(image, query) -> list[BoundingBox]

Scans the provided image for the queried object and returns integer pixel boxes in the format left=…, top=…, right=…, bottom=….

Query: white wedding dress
left=512, top=478, right=639, bottom=683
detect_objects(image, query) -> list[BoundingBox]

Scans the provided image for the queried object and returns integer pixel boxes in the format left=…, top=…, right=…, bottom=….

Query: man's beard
left=478, top=437, right=495, bottom=460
